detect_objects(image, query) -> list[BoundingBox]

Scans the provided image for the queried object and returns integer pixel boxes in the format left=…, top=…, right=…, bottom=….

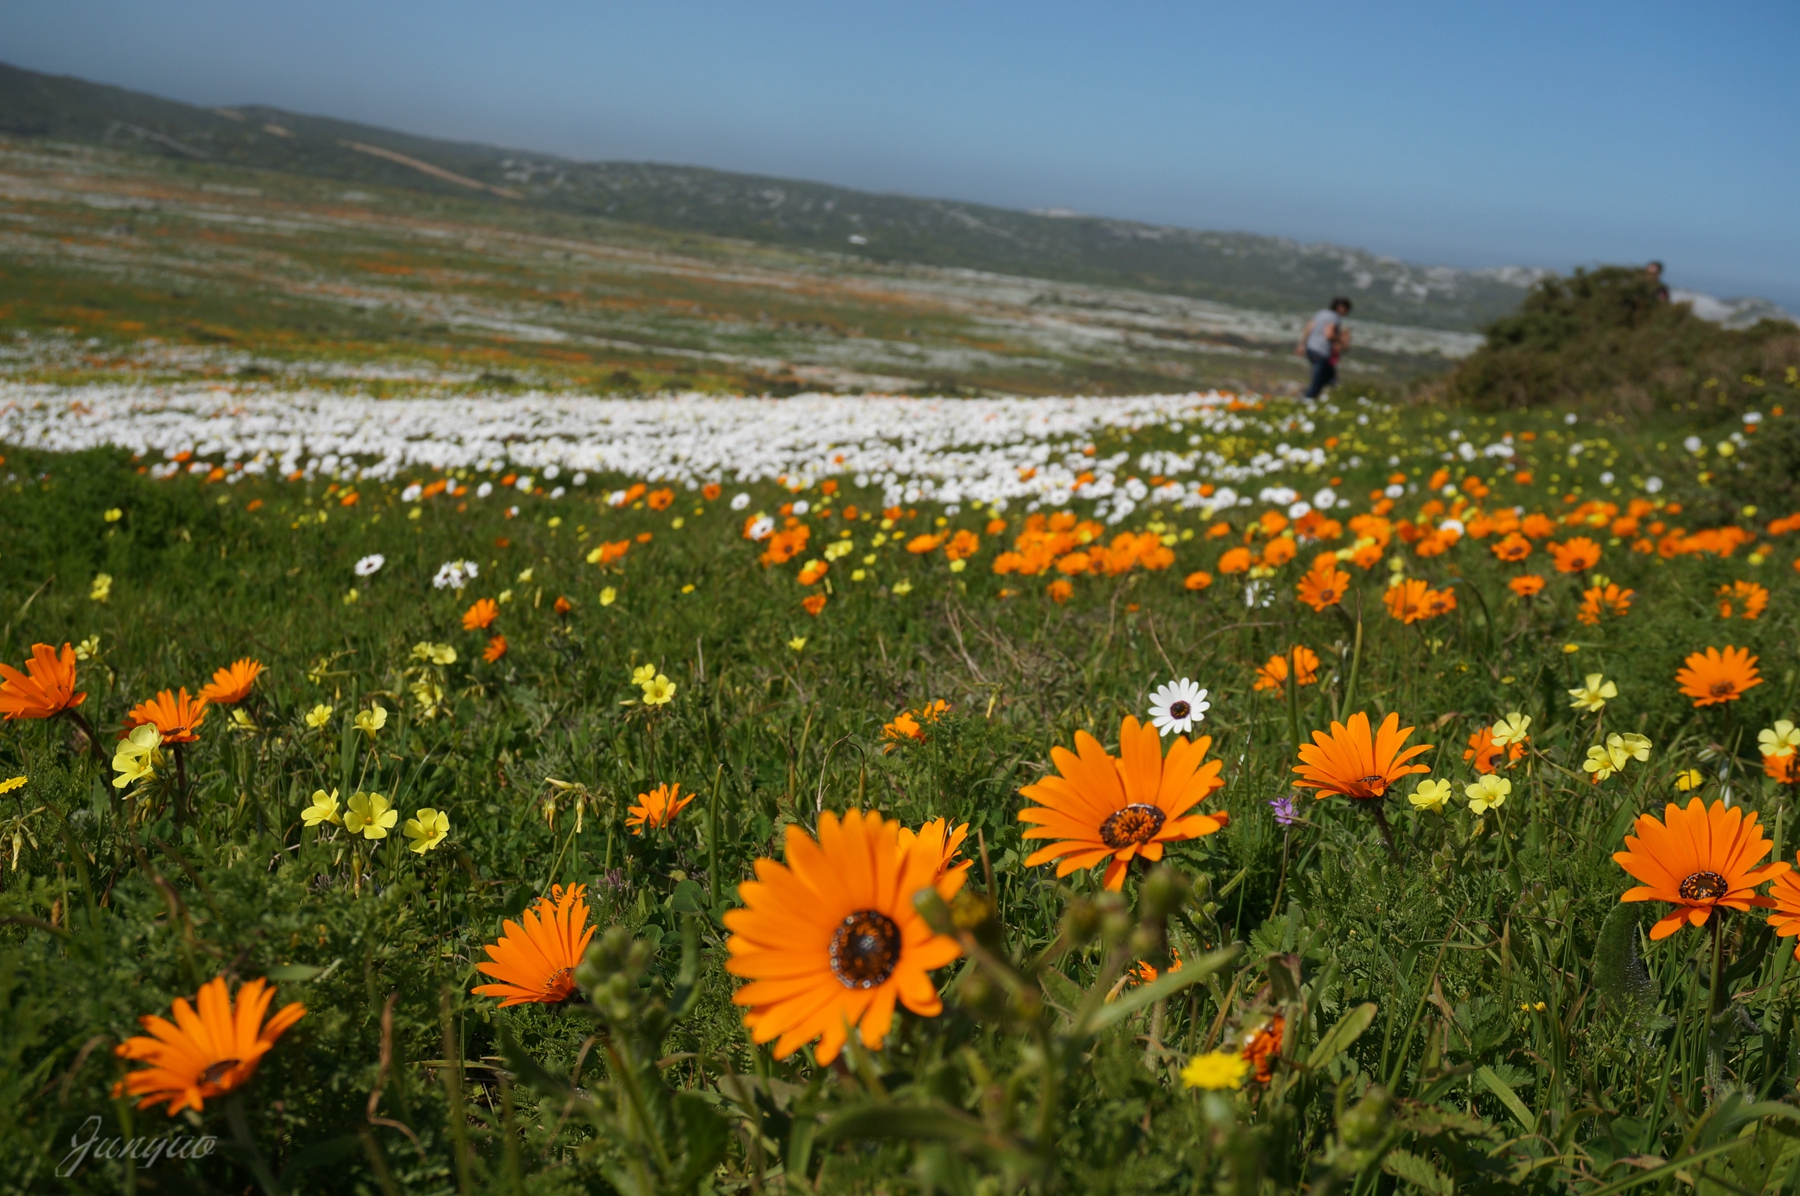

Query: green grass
left=7, top=391, right=1800, bottom=1193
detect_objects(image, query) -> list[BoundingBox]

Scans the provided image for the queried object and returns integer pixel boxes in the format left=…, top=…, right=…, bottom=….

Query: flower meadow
left=9, top=382, right=1800, bottom=1193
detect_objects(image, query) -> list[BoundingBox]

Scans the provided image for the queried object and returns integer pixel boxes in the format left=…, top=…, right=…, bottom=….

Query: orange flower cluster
left=1464, top=726, right=1526, bottom=775
left=1577, top=582, right=1634, bottom=626
left=1717, top=580, right=1769, bottom=620
left=627, top=782, right=696, bottom=833
left=882, top=699, right=951, bottom=750
left=759, top=523, right=810, bottom=566
left=1253, top=646, right=1320, bottom=693
left=991, top=512, right=1100, bottom=575
left=1384, top=578, right=1456, bottom=624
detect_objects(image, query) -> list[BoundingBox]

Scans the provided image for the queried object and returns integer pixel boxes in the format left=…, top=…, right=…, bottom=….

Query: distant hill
left=0, top=60, right=1553, bottom=332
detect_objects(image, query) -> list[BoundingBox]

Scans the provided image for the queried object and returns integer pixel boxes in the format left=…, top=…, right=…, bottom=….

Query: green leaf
left=265, top=961, right=335, bottom=983
left=1307, top=1001, right=1377, bottom=1069
left=1080, top=946, right=1239, bottom=1036
left=819, top=1103, right=992, bottom=1147
left=669, top=878, right=706, bottom=913
left=1477, top=1064, right=1534, bottom=1132
left=1383, top=1148, right=1455, bottom=1196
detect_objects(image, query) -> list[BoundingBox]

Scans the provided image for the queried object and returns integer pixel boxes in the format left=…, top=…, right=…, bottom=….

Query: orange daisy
left=1675, top=645, right=1762, bottom=707
left=1292, top=711, right=1432, bottom=801
left=897, top=817, right=972, bottom=890
left=802, top=593, right=828, bottom=616
left=725, top=809, right=963, bottom=1063
left=1490, top=533, right=1532, bottom=563
left=1508, top=574, right=1546, bottom=598
left=1296, top=562, right=1350, bottom=611
left=1252, top=646, right=1320, bottom=693
left=1240, top=1015, right=1285, bottom=1083
left=1717, top=580, right=1770, bottom=620
left=1548, top=537, right=1601, bottom=573
left=627, top=782, right=696, bottom=833
left=126, top=688, right=209, bottom=744
left=1613, top=799, right=1787, bottom=939
left=472, top=884, right=596, bottom=1007
left=198, top=658, right=262, bottom=705
left=1463, top=726, right=1525, bottom=775
left=1577, top=583, right=1634, bottom=626
left=553, top=595, right=574, bottom=614
left=0, top=642, right=86, bottom=720
left=463, top=598, right=499, bottom=630
left=1018, top=716, right=1229, bottom=891
left=483, top=635, right=508, bottom=663
left=1769, top=864, right=1800, bottom=957
left=1384, top=578, right=1430, bottom=624
left=1766, top=753, right=1800, bottom=784
left=113, top=976, right=305, bottom=1114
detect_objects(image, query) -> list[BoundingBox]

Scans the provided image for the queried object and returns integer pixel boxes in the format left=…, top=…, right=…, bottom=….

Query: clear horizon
left=4, top=0, right=1796, bottom=310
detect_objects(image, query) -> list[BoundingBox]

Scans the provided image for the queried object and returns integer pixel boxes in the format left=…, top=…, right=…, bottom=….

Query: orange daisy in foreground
left=1675, top=645, right=1762, bottom=708
left=113, top=976, right=305, bottom=1114
left=127, top=688, right=209, bottom=744
left=1613, top=798, right=1787, bottom=939
left=1767, top=863, right=1800, bottom=957
left=463, top=598, right=500, bottom=630
left=0, top=642, right=86, bottom=720
left=1292, top=712, right=1432, bottom=802
left=725, top=809, right=964, bottom=1063
left=472, top=884, right=596, bottom=1007
left=626, top=782, right=696, bottom=833
left=198, top=657, right=263, bottom=705
left=1018, top=716, right=1229, bottom=891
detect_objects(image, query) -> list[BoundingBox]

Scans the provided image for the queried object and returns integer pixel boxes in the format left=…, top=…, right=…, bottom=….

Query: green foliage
left=1444, top=265, right=1800, bottom=413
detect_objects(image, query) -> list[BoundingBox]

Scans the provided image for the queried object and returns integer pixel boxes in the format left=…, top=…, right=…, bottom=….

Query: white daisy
left=730, top=492, right=751, bottom=511
left=354, top=553, right=385, bottom=577
left=1147, top=678, right=1209, bottom=737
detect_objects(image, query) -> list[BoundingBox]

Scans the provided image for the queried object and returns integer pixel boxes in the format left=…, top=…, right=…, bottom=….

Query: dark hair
left=1647, top=261, right=1664, bottom=272
left=1330, top=297, right=1353, bottom=313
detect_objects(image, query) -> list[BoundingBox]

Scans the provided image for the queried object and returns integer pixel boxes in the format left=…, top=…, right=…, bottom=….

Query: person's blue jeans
left=1304, top=350, right=1337, bottom=399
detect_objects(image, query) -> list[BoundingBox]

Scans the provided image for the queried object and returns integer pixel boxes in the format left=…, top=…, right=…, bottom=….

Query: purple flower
left=598, top=868, right=627, bottom=892
left=1268, top=795, right=1301, bottom=827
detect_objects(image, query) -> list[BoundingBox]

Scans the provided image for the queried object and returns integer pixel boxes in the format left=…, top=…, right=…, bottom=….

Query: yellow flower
left=642, top=674, right=676, bottom=706
left=498, top=589, right=513, bottom=604
left=516, top=568, right=534, bottom=583
left=1561, top=643, right=1580, bottom=654
left=1567, top=674, right=1616, bottom=713
left=1408, top=778, right=1452, bottom=813
left=892, top=580, right=914, bottom=596
left=412, top=679, right=444, bottom=718
left=103, top=508, right=123, bottom=523
left=823, top=539, right=855, bottom=561
left=1490, top=712, right=1531, bottom=748
left=304, top=704, right=333, bottom=729
left=229, top=709, right=256, bottom=732
left=411, top=642, right=456, bottom=665
left=302, top=789, right=341, bottom=827
left=1180, top=1051, right=1248, bottom=1091
left=1583, top=733, right=1650, bottom=782
left=112, top=724, right=163, bottom=790
left=630, top=664, right=658, bottom=686
left=404, top=808, right=450, bottom=854
left=343, top=587, right=360, bottom=605
left=948, top=559, right=967, bottom=573
left=355, top=705, right=388, bottom=737
left=90, top=573, right=113, bottom=603
left=73, top=635, right=101, bottom=661
left=1760, top=720, right=1800, bottom=759
left=1673, top=768, right=1705, bottom=791
left=1465, top=774, right=1512, bottom=814
left=788, top=637, right=807, bottom=651
left=599, top=586, right=617, bottom=607
left=0, top=775, right=25, bottom=795
left=344, top=792, right=398, bottom=840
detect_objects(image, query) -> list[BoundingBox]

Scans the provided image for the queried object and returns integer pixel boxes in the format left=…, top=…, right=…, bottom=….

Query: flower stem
left=1369, top=803, right=1400, bottom=864
left=225, top=1093, right=283, bottom=1196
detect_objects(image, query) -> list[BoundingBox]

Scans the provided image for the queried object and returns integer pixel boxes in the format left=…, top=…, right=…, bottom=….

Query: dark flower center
left=1710, top=682, right=1735, bottom=697
left=1168, top=701, right=1191, bottom=720
left=830, top=910, right=902, bottom=989
left=1099, top=803, right=1166, bottom=849
left=1679, top=871, right=1729, bottom=901
left=199, top=1059, right=240, bottom=1085
left=1358, top=775, right=1390, bottom=797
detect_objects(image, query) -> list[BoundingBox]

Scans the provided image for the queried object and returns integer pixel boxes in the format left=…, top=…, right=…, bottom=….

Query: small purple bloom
left=598, top=867, right=628, bottom=892
left=1268, top=795, right=1300, bottom=827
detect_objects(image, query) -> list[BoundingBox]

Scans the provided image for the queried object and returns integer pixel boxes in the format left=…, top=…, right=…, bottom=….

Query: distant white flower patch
left=433, top=560, right=479, bottom=591
left=354, top=554, right=385, bottom=577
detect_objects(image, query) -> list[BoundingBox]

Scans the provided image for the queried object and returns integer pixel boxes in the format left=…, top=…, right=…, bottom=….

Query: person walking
left=1297, top=298, right=1352, bottom=399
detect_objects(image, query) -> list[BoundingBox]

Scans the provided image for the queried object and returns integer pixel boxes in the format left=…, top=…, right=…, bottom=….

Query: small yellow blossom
left=642, top=674, right=676, bottom=706
left=517, top=568, right=534, bottom=583
left=73, top=635, right=101, bottom=661
left=1465, top=774, right=1512, bottom=814
left=355, top=705, right=388, bottom=737
left=103, top=508, right=123, bottom=523
left=1561, top=643, right=1580, bottom=654
left=229, top=708, right=256, bottom=732
left=1567, top=674, right=1616, bottom=713
left=498, top=589, right=514, bottom=604
left=1584, top=733, right=1651, bottom=782
left=343, top=587, right=360, bottom=605
left=599, top=586, right=617, bottom=606
left=892, top=580, right=914, bottom=596
left=1180, top=1051, right=1248, bottom=1091
left=89, top=573, right=113, bottom=603
left=344, top=792, right=398, bottom=840
left=631, top=664, right=658, bottom=686
left=948, top=559, right=967, bottom=573
left=304, top=704, right=333, bottom=729
left=1408, top=778, right=1452, bottom=813
left=1674, top=768, right=1705, bottom=791
left=412, top=679, right=445, bottom=718
left=1759, top=720, right=1800, bottom=759
left=788, top=637, right=807, bottom=651
left=0, top=775, right=25, bottom=795
left=1490, top=712, right=1531, bottom=748
left=404, top=808, right=451, bottom=854
left=112, top=724, right=163, bottom=790
left=302, top=789, right=342, bottom=827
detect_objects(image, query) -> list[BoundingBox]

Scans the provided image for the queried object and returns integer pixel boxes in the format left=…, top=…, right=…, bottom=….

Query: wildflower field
left=8, top=377, right=1800, bottom=1194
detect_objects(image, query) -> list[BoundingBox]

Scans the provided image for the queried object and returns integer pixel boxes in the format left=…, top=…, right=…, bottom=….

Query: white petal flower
left=354, top=553, right=385, bottom=577
left=1147, top=678, right=1209, bottom=737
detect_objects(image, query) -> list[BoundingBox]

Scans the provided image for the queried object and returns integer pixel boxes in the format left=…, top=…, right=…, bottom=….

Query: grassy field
left=7, top=381, right=1800, bottom=1193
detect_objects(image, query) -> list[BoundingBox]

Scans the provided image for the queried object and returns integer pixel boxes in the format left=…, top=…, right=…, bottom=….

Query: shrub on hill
left=1441, top=266, right=1799, bottom=414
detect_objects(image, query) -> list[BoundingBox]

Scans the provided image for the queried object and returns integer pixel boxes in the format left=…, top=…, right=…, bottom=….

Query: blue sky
left=5, top=0, right=1797, bottom=308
